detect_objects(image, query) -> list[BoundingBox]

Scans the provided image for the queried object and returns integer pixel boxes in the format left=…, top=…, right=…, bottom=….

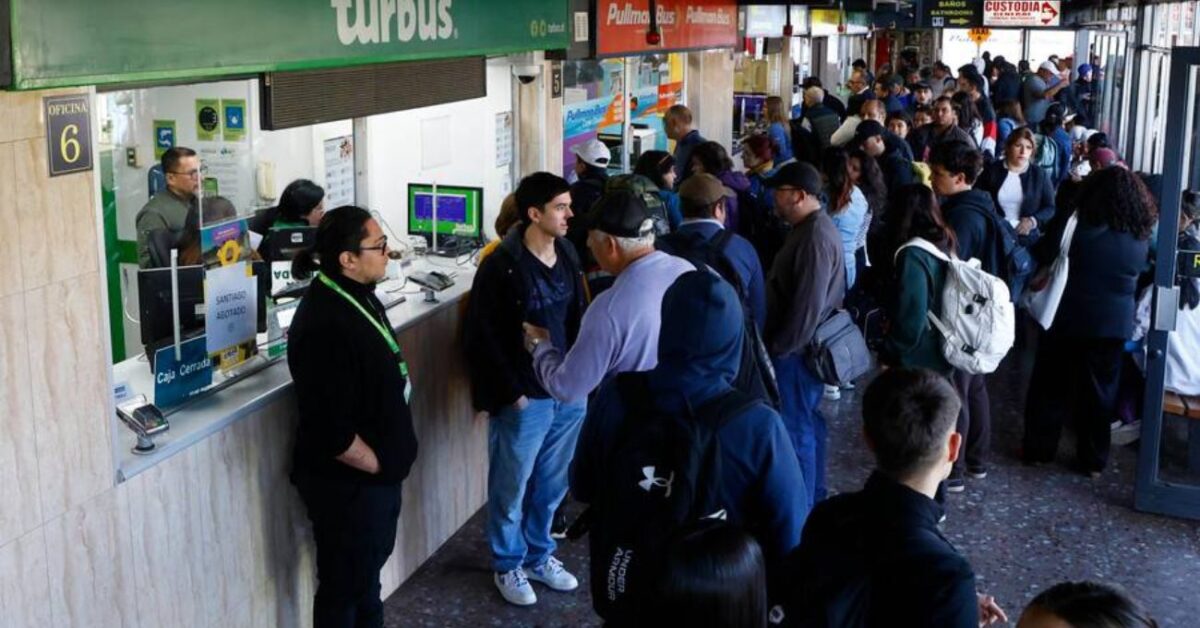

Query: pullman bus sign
left=43, top=94, right=93, bottom=177
left=983, top=1, right=1061, bottom=27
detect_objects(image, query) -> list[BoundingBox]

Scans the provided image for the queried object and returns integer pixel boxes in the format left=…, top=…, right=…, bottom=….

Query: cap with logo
left=762, top=161, right=824, bottom=196
left=572, top=138, right=612, bottom=169
left=588, top=190, right=654, bottom=238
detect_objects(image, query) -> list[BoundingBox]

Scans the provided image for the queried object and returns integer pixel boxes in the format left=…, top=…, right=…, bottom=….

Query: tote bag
left=1023, top=212, right=1079, bottom=330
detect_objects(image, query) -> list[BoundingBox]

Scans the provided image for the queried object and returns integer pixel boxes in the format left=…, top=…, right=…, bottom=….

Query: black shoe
left=550, top=512, right=569, bottom=539
left=966, top=466, right=988, bottom=480
left=946, top=474, right=966, bottom=493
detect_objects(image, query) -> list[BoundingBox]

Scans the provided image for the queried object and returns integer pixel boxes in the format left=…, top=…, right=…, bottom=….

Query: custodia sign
left=984, top=1, right=1061, bottom=27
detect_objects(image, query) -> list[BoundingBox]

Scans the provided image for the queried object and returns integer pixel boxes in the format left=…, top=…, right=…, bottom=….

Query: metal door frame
left=1134, top=46, right=1200, bottom=520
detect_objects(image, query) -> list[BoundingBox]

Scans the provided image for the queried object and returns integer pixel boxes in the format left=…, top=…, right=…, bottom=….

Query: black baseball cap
left=763, top=162, right=823, bottom=195
left=588, top=189, right=654, bottom=238
left=852, top=120, right=887, bottom=146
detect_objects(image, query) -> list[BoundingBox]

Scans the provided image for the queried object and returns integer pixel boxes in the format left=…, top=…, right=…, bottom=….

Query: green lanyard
left=317, top=272, right=412, bottom=394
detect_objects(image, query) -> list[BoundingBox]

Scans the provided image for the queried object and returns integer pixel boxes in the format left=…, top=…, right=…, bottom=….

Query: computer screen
left=407, top=184, right=482, bottom=240
left=262, top=226, right=315, bottom=262
left=138, top=261, right=270, bottom=348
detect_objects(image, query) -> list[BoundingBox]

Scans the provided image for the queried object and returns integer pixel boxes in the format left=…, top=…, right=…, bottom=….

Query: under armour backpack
left=587, top=373, right=758, bottom=625
left=895, top=238, right=1016, bottom=375
left=606, top=174, right=671, bottom=235
left=656, top=229, right=782, bottom=409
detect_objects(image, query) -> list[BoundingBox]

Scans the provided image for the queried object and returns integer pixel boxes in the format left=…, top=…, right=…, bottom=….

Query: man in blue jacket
left=929, top=141, right=998, bottom=493
left=656, top=173, right=767, bottom=328
left=572, top=270, right=808, bottom=603
left=783, top=368, right=1007, bottom=627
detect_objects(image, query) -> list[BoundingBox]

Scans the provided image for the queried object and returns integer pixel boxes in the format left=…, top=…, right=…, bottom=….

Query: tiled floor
left=384, top=363, right=1200, bottom=627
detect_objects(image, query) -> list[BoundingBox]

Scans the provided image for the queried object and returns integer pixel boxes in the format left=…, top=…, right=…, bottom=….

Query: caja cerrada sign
left=984, top=1, right=1061, bottom=27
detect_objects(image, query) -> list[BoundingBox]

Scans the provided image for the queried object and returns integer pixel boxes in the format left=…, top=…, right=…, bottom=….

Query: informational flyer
left=222, top=99, right=247, bottom=142
left=204, top=262, right=258, bottom=358
left=153, top=119, right=176, bottom=159
left=495, top=111, right=513, bottom=167
left=195, top=99, right=220, bottom=141
left=200, top=217, right=253, bottom=267
left=323, top=135, right=355, bottom=208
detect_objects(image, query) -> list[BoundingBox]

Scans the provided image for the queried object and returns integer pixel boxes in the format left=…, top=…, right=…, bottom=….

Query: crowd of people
left=271, top=51, right=1192, bottom=628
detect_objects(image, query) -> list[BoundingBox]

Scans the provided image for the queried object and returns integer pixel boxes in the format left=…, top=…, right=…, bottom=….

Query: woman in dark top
left=258, top=179, right=326, bottom=260
left=877, top=184, right=955, bottom=376
left=974, top=127, right=1057, bottom=249
left=287, top=206, right=418, bottom=628
left=1022, top=167, right=1157, bottom=476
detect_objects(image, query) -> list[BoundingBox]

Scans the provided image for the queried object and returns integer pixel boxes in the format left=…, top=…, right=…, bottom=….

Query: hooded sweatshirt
left=941, top=188, right=1003, bottom=275
left=571, top=271, right=809, bottom=578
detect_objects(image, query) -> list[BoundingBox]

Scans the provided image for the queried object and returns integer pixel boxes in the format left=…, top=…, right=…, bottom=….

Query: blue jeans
left=487, top=397, right=587, bottom=573
left=773, top=354, right=827, bottom=510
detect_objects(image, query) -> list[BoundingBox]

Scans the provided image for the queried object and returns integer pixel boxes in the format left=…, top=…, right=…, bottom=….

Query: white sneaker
left=823, top=384, right=842, bottom=401
left=494, top=568, right=537, bottom=606
left=526, top=556, right=579, bottom=592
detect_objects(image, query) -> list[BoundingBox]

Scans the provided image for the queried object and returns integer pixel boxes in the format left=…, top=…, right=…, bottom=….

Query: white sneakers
left=527, top=556, right=579, bottom=592
left=494, top=568, right=536, bottom=606
left=495, top=557, right=579, bottom=606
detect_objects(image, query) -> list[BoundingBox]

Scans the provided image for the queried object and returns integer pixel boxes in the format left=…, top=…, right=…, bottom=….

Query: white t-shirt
left=997, top=169, right=1024, bottom=227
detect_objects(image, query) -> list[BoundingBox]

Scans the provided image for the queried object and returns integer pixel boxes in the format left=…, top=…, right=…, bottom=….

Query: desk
left=108, top=257, right=485, bottom=616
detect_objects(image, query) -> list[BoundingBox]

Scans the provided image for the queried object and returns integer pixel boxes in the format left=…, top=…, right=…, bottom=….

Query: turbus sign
left=5, top=0, right=570, bottom=89
left=983, top=1, right=1062, bottom=27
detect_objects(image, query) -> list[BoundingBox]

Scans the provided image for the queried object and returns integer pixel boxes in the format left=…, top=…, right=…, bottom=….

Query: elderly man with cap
left=525, top=189, right=694, bottom=405
left=761, top=161, right=846, bottom=510
left=656, top=173, right=767, bottom=328
left=855, top=119, right=913, bottom=194
left=1024, top=61, right=1070, bottom=126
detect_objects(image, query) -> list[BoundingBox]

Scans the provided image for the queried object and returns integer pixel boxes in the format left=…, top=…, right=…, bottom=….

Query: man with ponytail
left=287, top=206, right=418, bottom=628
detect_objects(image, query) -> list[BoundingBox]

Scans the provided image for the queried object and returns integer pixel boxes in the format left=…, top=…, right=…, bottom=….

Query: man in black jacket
left=463, top=172, right=589, bottom=607
left=854, top=120, right=913, bottom=194
left=929, top=141, right=999, bottom=492
left=784, top=368, right=1007, bottom=627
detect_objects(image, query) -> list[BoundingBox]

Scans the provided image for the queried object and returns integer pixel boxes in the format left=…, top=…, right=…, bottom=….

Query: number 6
left=60, top=124, right=81, bottom=163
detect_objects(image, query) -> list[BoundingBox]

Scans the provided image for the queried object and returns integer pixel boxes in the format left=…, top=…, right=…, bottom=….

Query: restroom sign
left=984, top=1, right=1061, bottom=27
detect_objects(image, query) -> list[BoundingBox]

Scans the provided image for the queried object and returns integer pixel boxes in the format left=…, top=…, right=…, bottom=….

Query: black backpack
left=606, top=174, right=671, bottom=236
left=656, top=229, right=782, bottom=409
left=961, top=203, right=1034, bottom=303
left=588, top=372, right=759, bottom=625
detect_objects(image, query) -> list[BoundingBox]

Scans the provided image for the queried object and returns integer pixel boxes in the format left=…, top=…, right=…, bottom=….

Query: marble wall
left=687, top=50, right=737, bottom=151
left=0, top=89, right=488, bottom=628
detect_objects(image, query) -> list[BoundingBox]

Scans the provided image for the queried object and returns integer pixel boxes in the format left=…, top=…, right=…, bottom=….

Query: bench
left=1162, top=392, right=1200, bottom=472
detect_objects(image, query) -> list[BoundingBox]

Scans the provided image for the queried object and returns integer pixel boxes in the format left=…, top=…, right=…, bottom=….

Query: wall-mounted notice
left=195, top=99, right=220, bottom=141
left=153, top=119, right=176, bottom=159
left=154, top=335, right=212, bottom=408
left=222, top=99, right=246, bottom=141
left=495, top=112, right=514, bottom=168
left=324, top=135, right=355, bottom=208
left=43, top=94, right=93, bottom=177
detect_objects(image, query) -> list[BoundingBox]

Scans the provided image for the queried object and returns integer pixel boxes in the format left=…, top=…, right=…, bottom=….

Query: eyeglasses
left=168, top=169, right=201, bottom=178
left=359, top=236, right=388, bottom=254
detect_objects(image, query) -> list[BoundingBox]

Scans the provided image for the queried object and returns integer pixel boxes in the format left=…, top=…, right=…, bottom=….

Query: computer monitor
left=262, top=226, right=315, bottom=262
left=138, top=261, right=271, bottom=348
left=406, top=184, right=483, bottom=245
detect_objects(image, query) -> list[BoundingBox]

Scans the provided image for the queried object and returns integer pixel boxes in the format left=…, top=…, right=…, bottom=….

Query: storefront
left=810, top=8, right=874, bottom=99
left=735, top=5, right=812, bottom=152
left=560, top=0, right=739, bottom=178
left=0, top=1, right=569, bottom=624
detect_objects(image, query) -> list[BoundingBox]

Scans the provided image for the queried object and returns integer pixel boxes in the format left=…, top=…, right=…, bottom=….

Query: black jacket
left=879, top=149, right=914, bottom=196
left=463, top=226, right=587, bottom=414
left=974, top=161, right=1056, bottom=233
left=992, top=71, right=1021, bottom=105
left=824, top=92, right=847, bottom=122
left=1034, top=213, right=1149, bottom=339
left=908, top=124, right=973, bottom=163
left=783, top=472, right=978, bottom=627
left=942, top=188, right=1004, bottom=275
left=567, top=169, right=608, bottom=262
left=288, top=272, right=418, bottom=486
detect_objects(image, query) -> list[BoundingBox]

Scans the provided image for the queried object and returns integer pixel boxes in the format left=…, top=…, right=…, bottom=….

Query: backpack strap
left=893, top=237, right=953, bottom=264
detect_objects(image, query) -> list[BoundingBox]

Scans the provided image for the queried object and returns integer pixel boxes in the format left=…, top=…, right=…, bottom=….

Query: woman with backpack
left=974, top=128, right=1057, bottom=254
left=692, top=141, right=755, bottom=234
left=876, top=184, right=955, bottom=377
left=634, top=150, right=684, bottom=230
left=1022, top=167, right=1157, bottom=477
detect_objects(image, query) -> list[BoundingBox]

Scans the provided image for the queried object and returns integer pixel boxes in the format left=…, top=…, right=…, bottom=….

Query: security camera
left=513, top=64, right=542, bottom=84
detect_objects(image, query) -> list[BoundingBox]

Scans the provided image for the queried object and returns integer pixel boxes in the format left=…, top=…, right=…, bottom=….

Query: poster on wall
left=195, top=99, right=220, bottom=141
left=323, top=135, right=355, bottom=208
left=562, top=59, right=625, bottom=178
left=153, top=120, right=176, bottom=159
left=983, top=1, right=1061, bottom=27
left=199, top=145, right=249, bottom=208
left=595, top=0, right=738, bottom=57
left=495, top=112, right=514, bottom=167
left=221, top=99, right=246, bottom=141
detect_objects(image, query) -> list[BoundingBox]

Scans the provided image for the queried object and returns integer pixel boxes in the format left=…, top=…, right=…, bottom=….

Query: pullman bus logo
left=332, top=0, right=456, bottom=45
